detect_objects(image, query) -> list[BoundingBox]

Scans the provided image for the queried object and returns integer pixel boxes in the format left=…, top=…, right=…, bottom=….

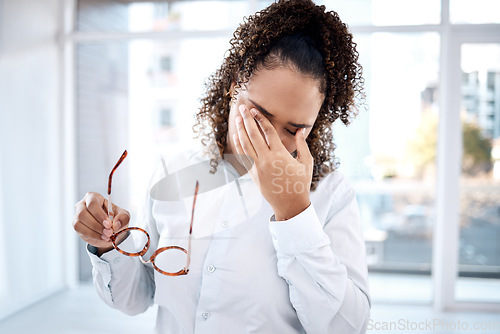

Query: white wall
left=0, top=0, right=66, bottom=320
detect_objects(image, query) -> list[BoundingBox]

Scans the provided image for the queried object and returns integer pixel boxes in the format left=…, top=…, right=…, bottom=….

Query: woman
left=73, top=0, right=370, bottom=333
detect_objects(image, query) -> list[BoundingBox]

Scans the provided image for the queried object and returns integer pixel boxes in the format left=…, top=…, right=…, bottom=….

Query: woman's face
left=225, top=66, right=324, bottom=156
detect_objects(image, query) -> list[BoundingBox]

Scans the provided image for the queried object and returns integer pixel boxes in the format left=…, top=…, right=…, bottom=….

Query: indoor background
left=0, top=0, right=499, bottom=333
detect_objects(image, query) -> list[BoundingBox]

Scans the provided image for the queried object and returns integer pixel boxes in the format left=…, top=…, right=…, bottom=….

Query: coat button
left=207, top=265, right=216, bottom=273
left=202, top=311, right=210, bottom=319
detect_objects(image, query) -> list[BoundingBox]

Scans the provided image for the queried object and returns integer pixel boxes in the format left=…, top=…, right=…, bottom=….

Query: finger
left=84, top=192, right=110, bottom=225
left=295, top=128, right=313, bottom=165
left=239, top=105, right=269, bottom=155
left=112, top=209, right=130, bottom=231
left=233, top=134, right=254, bottom=171
left=74, top=204, right=107, bottom=236
left=248, top=108, right=282, bottom=150
left=73, top=215, right=111, bottom=242
left=235, top=113, right=257, bottom=160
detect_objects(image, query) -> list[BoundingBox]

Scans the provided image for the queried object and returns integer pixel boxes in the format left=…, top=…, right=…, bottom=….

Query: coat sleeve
left=268, top=174, right=371, bottom=333
left=87, top=196, right=159, bottom=316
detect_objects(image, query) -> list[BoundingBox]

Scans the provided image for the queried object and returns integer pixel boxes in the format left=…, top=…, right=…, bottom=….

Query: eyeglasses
left=107, top=150, right=199, bottom=276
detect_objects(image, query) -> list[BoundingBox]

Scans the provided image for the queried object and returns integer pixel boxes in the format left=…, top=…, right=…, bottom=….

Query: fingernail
left=302, top=128, right=306, bottom=135
left=103, top=220, right=111, bottom=228
left=239, top=105, right=246, bottom=114
left=114, top=221, right=121, bottom=230
left=249, top=108, right=257, bottom=116
left=101, top=234, right=110, bottom=241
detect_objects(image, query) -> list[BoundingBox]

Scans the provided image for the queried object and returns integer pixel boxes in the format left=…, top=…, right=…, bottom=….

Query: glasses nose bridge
left=139, top=255, right=151, bottom=265
left=114, top=225, right=191, bottom=276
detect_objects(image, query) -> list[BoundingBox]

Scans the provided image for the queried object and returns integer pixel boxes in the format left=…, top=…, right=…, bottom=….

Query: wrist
left=96, top=245, right=114, bottom=257
left=96, top=230, right=129, bottom=256
left=273, top=199, right=311, bottom=221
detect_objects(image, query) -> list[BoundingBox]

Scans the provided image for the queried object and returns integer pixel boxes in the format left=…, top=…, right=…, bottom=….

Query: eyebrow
left=248, top=99, right=313, bottom=128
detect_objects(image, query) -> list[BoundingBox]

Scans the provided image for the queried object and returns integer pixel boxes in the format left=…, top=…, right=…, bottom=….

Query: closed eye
left=286, top=128, right=298, bottom=136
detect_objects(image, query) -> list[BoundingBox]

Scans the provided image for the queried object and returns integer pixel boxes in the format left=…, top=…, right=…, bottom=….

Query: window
left=457, top=43, right=500, bottom=303
left=450, top=0, right=500, bottom=24
left=331, top=30, right=440, bottom=303
left=73, top=0, right=500, bottom=309
left=318, top=0, right=440, bottom=26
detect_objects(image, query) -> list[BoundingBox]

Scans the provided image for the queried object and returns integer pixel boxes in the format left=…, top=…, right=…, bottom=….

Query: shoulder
left=314, top=169, right=356, bottom=200
left=311, top=170, right=362, bottom=228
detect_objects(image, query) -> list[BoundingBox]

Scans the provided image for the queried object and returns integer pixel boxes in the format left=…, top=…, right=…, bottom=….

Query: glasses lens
left=114, top=228, right=149, bottom=256
left=153, top=246, right=188, bottom=275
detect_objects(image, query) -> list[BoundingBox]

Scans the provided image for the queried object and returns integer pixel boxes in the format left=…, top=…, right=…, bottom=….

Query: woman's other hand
left=73, top=192, right=130, bottom=254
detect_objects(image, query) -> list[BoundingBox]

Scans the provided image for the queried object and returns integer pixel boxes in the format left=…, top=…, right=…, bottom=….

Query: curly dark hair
left=193, top=0, right=364, bottom=191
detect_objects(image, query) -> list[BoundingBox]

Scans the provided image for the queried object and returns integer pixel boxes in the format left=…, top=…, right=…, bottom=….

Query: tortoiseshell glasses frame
left=107, top=150, right=198, bottom=276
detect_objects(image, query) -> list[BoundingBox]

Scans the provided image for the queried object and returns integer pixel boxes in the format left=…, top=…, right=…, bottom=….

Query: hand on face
left=233, top=104, right=313, bottom=221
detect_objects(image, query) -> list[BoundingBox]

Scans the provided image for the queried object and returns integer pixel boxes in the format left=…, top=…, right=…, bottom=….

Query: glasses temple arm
left=108, top=193, right=114, bottom=220
left=107, top=150, right=128, bottom=221
left=185, top=180, right=199, bottom=271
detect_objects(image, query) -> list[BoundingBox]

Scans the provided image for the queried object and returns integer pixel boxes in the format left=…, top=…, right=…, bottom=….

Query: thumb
left=295, top=128, right=311, bottom=163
